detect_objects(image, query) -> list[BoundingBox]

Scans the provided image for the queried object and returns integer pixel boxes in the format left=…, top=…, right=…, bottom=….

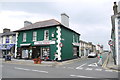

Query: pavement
left=1, top=56, right=87, bottom=66
left=105, top=53, right=120, bottom=72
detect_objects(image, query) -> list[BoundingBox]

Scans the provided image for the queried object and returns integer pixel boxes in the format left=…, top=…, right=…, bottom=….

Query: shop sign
left=34, top=40, right=55, bottom=45
left=72, top=43, right=79, bottom=46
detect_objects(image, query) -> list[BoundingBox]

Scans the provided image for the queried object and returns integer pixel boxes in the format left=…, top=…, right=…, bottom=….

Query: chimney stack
left=61, top=13, right=69, bottom=27
left=113, top=2, right=118, bottom=15
left=3, top=28, right=10, bottom=33
left=118, top=1, right=120, bottom=13
left=24, top=21, right=32, bottom=27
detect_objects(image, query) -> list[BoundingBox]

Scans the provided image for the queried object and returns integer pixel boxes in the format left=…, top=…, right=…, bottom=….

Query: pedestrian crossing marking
left=76, top=67, right=83, bottom=70
left=95, top=68, right=102, bottom=71
left=105, top=70, right=113, bottom=72
left=88, top=63, right=98, bottom=67
left=85, top=68, right=93, bottom=70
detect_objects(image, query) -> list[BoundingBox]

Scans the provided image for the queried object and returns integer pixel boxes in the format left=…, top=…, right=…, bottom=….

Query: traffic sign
left=108, top=40, right=113, bottom=46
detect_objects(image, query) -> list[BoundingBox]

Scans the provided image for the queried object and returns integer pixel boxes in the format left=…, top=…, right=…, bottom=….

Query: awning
left=0, top=44, right=15, bottom=50
left=20, top=43, right=31, bottom=46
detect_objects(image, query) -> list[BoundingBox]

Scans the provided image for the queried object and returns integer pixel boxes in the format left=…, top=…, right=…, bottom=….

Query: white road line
left=85, top=68, right=93, bottom=70
left=70, top=75, right=95, bottom=78
left=95, top=68, right=102, bottom=71
left=105, top=70, right=113, bottom=72
left=88, top=63, right=98, bottom=67
left=14, top=67, right=48, bottom=73
left=14, top=67, right=30, bottom=71
left=76, top=67, right=83, bottom=70
left=68, top=67, right=74, bottom=69
left=32, top=70, right=48, bottom=73
left=76, top=63, right=87, bottom=69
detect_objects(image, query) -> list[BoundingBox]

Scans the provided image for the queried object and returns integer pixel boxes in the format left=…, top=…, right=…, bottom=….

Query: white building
left=0, top=28, right=16, bottom=58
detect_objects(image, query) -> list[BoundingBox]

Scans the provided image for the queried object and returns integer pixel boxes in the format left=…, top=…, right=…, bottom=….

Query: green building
left=15, top=19, right=80, bottom=61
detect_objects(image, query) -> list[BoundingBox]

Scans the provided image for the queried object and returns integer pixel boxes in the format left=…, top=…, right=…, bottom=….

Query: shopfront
left=0, top=44, right=15, bottom=58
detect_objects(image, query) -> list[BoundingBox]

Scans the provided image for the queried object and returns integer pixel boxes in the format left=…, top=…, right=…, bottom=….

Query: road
left=1, top=53, right=119, bottom=79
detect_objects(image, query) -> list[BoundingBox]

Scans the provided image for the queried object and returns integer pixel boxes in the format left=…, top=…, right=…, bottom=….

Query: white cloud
left=0, top=10, right=59, bottom=33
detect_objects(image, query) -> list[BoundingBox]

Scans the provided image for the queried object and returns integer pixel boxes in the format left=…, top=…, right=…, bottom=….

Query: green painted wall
left=17, top=26, right=80, bottom=60
left=61, top=26, right=80, bottom=60
left=17, top=27, right=57, bottom=60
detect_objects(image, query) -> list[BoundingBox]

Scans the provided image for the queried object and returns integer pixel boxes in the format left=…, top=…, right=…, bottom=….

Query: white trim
left=115, top=18, right=119, bottom=65
left=15, top=32, right=18, bottom=58
left=56, top=26, right=61, bottom=60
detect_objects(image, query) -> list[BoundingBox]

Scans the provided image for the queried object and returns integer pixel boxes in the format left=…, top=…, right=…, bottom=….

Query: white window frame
left=44, top=30, right=49, bottom=40
left=73, top=34, right=75, bottom=42
left=23, top=33, right=26, bottom=42
left=33, top=32, right=37, bottom=41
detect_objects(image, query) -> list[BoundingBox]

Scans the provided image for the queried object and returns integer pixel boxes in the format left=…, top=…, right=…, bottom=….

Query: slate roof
left=1, top=32, right=16, bottom=37
left=15, top=19, right=61, bottom=32
left=14, top=19, right=80, bottom=35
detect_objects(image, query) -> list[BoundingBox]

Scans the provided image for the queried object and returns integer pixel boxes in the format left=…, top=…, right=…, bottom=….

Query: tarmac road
left=1, top=52, right=119, bottom=79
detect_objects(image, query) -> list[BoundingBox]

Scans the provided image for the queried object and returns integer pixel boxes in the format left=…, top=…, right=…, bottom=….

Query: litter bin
left=5, top=55, right=11, bottom=61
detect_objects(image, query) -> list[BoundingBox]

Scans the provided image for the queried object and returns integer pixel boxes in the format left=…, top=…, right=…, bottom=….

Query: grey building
left=110, top=2, right=120, bottom=65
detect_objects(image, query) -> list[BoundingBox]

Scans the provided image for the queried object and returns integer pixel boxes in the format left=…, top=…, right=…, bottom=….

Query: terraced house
left=15, top=13, right=80, bottom=61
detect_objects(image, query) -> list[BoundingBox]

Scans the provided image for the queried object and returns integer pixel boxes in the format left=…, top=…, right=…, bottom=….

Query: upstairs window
left=44, top=30, right=49, bottom=40
left=33, top=32, right=37, bottom=41
left=73, top=34, right=75, bottom=42
left=6, top=36, right=9, bottom=43
left=23, top=33, right=26, bottom=42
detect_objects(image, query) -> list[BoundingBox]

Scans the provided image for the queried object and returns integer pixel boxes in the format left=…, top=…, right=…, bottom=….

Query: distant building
left=79, top=40, right=96, bottom=57
left=0, top=33, right=2, bottom=57
left=110, top=2, right=120, bottom=65
left=0, top=28, right=16, bottom=58
left=14, top=14, right=80, bottom=61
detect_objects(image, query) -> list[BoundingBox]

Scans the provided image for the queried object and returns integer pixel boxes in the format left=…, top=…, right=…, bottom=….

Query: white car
left=88, top=52, right=97, bottom=58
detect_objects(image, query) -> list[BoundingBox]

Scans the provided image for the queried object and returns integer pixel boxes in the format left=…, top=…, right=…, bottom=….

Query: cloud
left=0, top=10, right=59, bottom=33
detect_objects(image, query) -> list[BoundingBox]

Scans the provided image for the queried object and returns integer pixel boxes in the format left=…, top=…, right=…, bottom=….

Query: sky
left=0, top=0, right=119, bottom=50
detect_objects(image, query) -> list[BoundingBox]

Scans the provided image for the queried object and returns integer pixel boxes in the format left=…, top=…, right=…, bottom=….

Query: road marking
left=32, top=70, right=48, bottom=73
left=95, top=68, right=102, bottom=71
left=14, top=67, right=30, bottom=71
left=85, top=68, right=93, bottom=70
left=105, top=70, right=113, bottom=72
left=88, top=63, right=98, bottom=67
left=14, top=67, right=48, bottom=73
left=68, top=67, right=74, bottom=69
left=76, top=67, right=83, bottom=70
left=76, top=63, right=87, bottom=69
left=70, top=75, right=95, bottom=78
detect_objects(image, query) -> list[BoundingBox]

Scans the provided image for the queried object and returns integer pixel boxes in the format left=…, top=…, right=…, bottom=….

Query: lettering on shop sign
left=34, top=40, right=55, bottom=45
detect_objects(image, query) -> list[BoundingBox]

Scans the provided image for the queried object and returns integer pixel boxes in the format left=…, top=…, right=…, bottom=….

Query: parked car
left=88, top=52, right=97, bottom=58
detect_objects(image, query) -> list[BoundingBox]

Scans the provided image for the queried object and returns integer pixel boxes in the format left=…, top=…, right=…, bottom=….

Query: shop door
left=41, top=47, right=50, bottom=60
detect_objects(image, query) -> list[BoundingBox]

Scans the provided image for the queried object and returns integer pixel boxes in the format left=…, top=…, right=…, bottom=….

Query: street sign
left=108, top=40, right=113, bottom=46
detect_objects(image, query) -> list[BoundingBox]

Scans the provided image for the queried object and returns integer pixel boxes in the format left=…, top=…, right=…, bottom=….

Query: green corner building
left=15, top=19, right=80, bottom=61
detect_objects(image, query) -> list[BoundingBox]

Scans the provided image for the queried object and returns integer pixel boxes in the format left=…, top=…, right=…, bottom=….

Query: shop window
left=44, top=30, right=49, bottom=40
left=73, top=47, right=77, bottom=56
left=33, top=32, right=37, bottom=41
left=23, top=33, right=26, bottom=42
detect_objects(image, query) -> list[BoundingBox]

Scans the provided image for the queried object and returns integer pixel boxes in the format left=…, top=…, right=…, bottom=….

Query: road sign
left=59, top=43, right=63, bottom=47
left=108, top=40, right=113, bottom=46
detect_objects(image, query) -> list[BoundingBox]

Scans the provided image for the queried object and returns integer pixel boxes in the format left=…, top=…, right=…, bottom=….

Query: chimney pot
left=113, top=2, right=118, bottom=15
